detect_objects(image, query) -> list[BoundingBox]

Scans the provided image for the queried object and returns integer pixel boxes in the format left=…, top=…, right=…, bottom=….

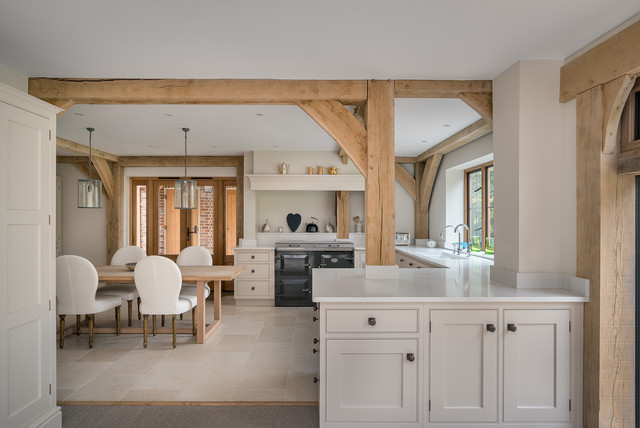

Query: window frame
left=463, top=161, right=493, bottom=251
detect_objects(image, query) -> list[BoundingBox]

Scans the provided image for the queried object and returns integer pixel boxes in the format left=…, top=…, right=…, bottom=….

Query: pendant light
left=77, top=127, right=102, bottom=208
left=174, top=128, right=197, bottom=209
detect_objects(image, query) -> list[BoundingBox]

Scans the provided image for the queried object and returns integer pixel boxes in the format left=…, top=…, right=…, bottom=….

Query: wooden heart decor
left=286, top=213, right=302, bottom=232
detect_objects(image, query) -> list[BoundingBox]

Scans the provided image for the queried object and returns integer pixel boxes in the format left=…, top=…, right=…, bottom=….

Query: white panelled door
left=0, top=87, right=58, bottom=428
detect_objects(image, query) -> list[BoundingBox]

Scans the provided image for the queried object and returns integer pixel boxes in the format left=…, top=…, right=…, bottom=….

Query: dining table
left=95, top=264, right=245, bottom=344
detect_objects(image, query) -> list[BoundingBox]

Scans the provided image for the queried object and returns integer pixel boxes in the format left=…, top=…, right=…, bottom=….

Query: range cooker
left=274, top=240, right=354, bottom=307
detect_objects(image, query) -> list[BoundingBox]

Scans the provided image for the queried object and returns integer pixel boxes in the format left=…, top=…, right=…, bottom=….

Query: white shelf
left=247, top=174, right=364, bottom=191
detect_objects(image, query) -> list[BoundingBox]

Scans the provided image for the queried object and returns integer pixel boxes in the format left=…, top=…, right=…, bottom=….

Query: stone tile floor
left=56, top=295, right=319, bottom=403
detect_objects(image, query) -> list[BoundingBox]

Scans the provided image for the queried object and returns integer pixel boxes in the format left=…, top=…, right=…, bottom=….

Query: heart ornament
left=286, top=213, right=302, bottom=232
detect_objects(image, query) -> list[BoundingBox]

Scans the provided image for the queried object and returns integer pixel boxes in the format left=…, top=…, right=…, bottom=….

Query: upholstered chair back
left=111, top=245, right=147, bottom=266
left=134, top=256, right=184, bottom=315
left=176, top=246, right=212, bottom=266
left=56, top=255, right=99, bottom=314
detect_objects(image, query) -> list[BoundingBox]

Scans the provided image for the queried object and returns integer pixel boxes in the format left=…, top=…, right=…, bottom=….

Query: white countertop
left=313, top=247, right=588, bottom=303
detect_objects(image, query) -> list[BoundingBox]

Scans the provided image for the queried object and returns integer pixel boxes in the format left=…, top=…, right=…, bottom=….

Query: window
left=464, top=162, right=494, bottom=252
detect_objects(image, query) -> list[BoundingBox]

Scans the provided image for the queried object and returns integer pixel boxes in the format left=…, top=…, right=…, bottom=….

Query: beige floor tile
left=238, top=359, right=290, bottom=390
left=215, top=334, right=257, bottom=352
left=56, top=350, right=90, bottom=370
left=231, top=389, right=286, bottom=401
left=76, top=349, right=130, bottom=363
left=221, top=320, right=266, bottom=335
left=56, top=362, right=113, bottom=390
left=264, top=315, right=298, bottom=327
left=236, top=311, right=271, bottom=321
left=64, top=373, right=144, bottom=402
left=175, top=372, right=238, bottom=401
left=285, top=371, right=319, bottom=402
left=257, top=327, right=295, bottom=344
left=162, top=343, right=213, bottom=363
left=101, top=349, right=169, bottom=376
left=248, top=342, right=292, bottom=363
left=271, top=307, right=299, bottom=316
left=134, top=360, right=202, bottom=390
left=58, top=333, right=115, bottom=350
left=203, top=351, right=250, bottom=374
left=120, top=389, right=181, bottom=401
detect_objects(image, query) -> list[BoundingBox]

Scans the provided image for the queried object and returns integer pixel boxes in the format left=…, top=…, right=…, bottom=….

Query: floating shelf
left=247, top=174, right=364, bottom=191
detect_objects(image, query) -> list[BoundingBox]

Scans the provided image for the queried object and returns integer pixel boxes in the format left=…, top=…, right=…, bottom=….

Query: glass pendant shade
left=78, top=179, right=102, bottom=208
left=175, top=179, right=197, bottom=209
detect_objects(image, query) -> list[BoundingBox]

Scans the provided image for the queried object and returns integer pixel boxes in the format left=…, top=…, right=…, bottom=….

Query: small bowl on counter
left=125, top=262, right=137, bottom=271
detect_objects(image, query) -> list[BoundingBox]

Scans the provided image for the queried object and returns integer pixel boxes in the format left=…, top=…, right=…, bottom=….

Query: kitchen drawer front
left=326, top=309, right=419, bottom=333
left=236, top=280, right=270, bottom=297
left=236, top=251, right=271, bottom=263
left=237, top=263, right=270, bottom=279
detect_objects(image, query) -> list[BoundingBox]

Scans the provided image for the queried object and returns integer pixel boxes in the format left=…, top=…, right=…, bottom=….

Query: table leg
left=214, top=280, right=221, bottom=321
left=196, top=280, right=206, bottom=344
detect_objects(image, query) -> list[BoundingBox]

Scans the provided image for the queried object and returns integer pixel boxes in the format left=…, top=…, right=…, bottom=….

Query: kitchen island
left=312, top=247, right=587, bottom=428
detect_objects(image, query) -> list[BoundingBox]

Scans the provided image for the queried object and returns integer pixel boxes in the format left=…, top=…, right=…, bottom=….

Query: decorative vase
left=262, top=219, right=271, bottom=232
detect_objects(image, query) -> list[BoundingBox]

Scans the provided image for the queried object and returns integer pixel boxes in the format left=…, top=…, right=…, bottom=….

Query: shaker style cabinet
left=233, top=249, right=274, bottom=300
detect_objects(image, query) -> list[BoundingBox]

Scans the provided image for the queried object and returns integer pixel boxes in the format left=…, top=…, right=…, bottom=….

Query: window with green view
left=465, top=162, right=493, bottom=252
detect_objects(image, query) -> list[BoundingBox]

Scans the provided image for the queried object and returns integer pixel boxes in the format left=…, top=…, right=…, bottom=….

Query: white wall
left=493, top=60, right=576, bottom=276
left=253, top=150, right=358, bottom=174
left=0, top=63, right=28, bottom=93
left=396, top=163, right=415, bottom=238
left=56, top=163, right=107, bottom=265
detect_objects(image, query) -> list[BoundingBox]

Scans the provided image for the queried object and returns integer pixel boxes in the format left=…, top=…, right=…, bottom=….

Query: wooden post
left=336, top=191, right=349, bottom=239
left=106, top=163, right=123, bottom=263
left=365, top=80, right=395, bottom=266
left=414, top=161, right=428, bottom=239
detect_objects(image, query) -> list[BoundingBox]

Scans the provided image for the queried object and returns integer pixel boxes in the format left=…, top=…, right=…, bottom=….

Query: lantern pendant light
left=77, top=127, right=102, bottom=208
left=174, top=128, right=197, bottom=209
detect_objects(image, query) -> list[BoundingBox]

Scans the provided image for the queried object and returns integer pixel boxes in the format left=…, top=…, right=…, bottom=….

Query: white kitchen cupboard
left=55, top=177, right=61, bottom=257
left=429, top=310, right=498, bottom=423
left=234, top=249, right=274, bottom=302
left=0, top=83, right=61, bottom=428
left=354, top=249, right=365, bottom=268
left=396, top=250, right=444, bottom=269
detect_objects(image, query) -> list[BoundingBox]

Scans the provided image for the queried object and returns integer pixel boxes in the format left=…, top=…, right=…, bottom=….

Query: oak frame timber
left=57, top=137, right=119, bottom=162
left=417, top=119, right=492, bottom=162
left=395, top=163, right=416, bottom=201
left=395, top=80, right=492, bottom=98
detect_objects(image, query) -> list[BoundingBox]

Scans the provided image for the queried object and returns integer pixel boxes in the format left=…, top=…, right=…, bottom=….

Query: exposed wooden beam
left=337, top=148, right=349, bottom=165
left=395, top=80, right=492, bottom=98
left=395, top=156, right=417, bottom=164
left=29, top=78, right=368, bottom=105
left=395, top=163, right=416, bottom=200
left=560, top=19, right=640, bottom=102
left=57, top=156, right=89, bottom=163
left=458, top=92, right=493, bottom=124
left=297, top=100, right=368, bottom=176
left=42, top=99, right=75, bottom=118
left=118, top=156, right=243, bottom=167
left=106, top=163, right=124, bottom=263
left=416, top=119, right=492, bottom=162
left=365, top=80, right=395, bottom=266
left=72, top=162, right=91, bottom=177
left=92, top=158, right=115, bottom=199
left=419, top=155, right=443, bottom=211
left=336, top=191, right=350, bottom=239
left=57, top=137, right=119, bottom=162
left=602, top=74, right=636, bottom=154
left=414, top=162, right=428, bottom=239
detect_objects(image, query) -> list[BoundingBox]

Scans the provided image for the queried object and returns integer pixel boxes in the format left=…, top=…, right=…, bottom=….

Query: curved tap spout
left=439, top=224, right=454, bottom=239
left=453, top=224, right=470, bottom=255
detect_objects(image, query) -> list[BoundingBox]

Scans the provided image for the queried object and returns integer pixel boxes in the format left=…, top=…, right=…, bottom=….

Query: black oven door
left=275, top=253, right=310, bottom=276
left=275, top=252, right=313, bottom=307
left=317, top=252, right=354, bottom=269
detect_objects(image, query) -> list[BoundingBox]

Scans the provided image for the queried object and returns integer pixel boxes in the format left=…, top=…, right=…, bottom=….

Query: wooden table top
left=95, top=265, right=246, bottom=282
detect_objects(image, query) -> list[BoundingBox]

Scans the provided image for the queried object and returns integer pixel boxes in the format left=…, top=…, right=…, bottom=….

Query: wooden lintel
left=560, top=19, right=640, bottom=102
left=395, top=80, right=492, bottom=98
left=118, top=156, right=243, bottom=167
left=42, top=99, right=75, bottom=118
left=57, top=137, right=119, bottom=162
left=458, top=92, right=493, bottom=124
left=337, top=148, right=349, bottom=165
left=57, top=156, right=89, bottom=163
left=416, top=119, right=491, bottom=162
left=419, top=155, right=443, bottom=211
left=297, top=100, right=368, bottom=176
left=92, top=158, right=115, bottom=199
left=395, top=163, right=416, bottom=200
left=395, top=156, right=417, bottom=164
left=29, top=78, right=368, bottom=105
left=336, top=191, right=350, bottom=239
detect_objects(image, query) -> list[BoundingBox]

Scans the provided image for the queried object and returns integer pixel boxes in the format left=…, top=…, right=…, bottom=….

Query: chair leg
left=137, top=297, right=141, bottom=320
left=152, top=315, right=157, bottom=336
left=88, top=314, right=94, bottom=348
left=143, top=315, right=148, bottom=348
left=127, top=300, right=133, bottom=327
left=59, top=315, right=66, bottom=349
left=76, top=315, right=81, bottom=336
left=180, top=313, right=183, bottom=320
left=161, top=315, right=165, bottom=327
left=192, top=307, right=196, bottom=336
left=116, top=305, right=121, bottom=336
left=172, top=315, right=177, bottom=348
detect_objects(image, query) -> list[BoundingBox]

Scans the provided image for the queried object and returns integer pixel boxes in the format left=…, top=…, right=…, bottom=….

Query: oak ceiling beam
left=117, top=156, right=243, bottom=168
left=337, top=148, right=349, bottom=164
left=29, top=78, right=368, bottom=105
left=395, top=163, right=416, bottom=200
left=458, top=92, right=493, bottom=124
left=395, top=156, right=417, bottom=163
left=419, top=155, right=443, bottom=211
left=560, top=19, right=640, bottom=102
left=57, top=137, right=119, bottom=162
left=602, top=74, right=636, bottom=154
left=297, top=100, right=368, bottom=176
left=416, top=118, right=492, bottom=162
left=92, top=158, right=115, bottom=199
left=395, top=80, right=492, bottom=98
left=42, top=99, right=75, bottom=118
left=57, top=156, right=89, bottom=163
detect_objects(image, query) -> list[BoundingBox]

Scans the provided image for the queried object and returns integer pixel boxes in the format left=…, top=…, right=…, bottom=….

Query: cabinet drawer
left=326, top=309, right=419, bottom=333
left=236, top=280, right=270, bottom=297
left=236, top=251, right=271, bottom=263
left=237, top=263, right=270, bottom=279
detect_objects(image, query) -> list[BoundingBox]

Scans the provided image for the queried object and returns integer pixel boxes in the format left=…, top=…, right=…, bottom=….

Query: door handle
left=186, top=226, right=198, bottom=242
left=486, top=323, right=496, bottom=332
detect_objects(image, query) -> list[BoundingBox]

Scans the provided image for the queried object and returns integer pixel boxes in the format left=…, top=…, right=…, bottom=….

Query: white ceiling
left=2, top=1, right=639, bottom=156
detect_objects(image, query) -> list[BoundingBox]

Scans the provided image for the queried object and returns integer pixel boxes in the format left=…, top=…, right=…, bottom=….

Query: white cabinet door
left=430, top=310, right=498, bottom=422
left=326, top=339, right=418, bottom=423
left=503, top=309, right=571, bottom=422
left=0, top=100, right=54, bottom=428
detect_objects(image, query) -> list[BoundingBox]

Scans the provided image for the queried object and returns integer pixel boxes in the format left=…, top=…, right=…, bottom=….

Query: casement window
left=464, top=162, right=494, bottom=252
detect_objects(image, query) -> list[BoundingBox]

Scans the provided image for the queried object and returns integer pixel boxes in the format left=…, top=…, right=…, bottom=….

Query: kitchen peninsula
left=312, top=247, right=588, bottom=428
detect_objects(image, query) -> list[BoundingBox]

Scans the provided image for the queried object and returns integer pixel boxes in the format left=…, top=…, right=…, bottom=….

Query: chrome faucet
left=453, top=224, right=471, bottom=255
left=439, top=225, right=454, bottom=251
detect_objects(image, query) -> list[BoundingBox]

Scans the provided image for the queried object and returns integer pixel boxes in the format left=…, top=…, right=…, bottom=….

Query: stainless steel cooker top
left=274, top=240, right=354, bottom=251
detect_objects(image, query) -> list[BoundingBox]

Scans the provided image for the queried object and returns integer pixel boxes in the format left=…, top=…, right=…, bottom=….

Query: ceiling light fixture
left=77, top=127, right=102, bottom=208
left=174, top=128, right=197, bottom=209
left=443, top=124, right=451, bottom=127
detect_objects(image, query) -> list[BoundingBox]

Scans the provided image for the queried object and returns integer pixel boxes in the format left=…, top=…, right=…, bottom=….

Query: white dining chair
left=174, top=246, right=212, bottom=334
left=96, top=246, right=146, bottom=326
left=56, top=255, right=123, bottom=349
left=134, top=256, right=193, bottom=348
